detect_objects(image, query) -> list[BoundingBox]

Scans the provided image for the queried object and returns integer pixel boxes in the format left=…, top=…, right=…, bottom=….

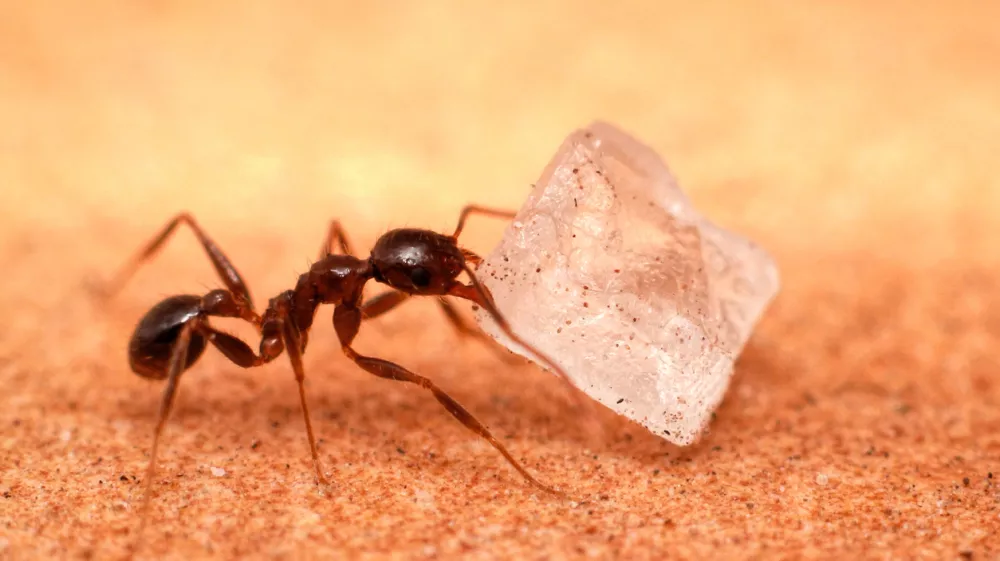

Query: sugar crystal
left=474, top=122, right=779, bottom=445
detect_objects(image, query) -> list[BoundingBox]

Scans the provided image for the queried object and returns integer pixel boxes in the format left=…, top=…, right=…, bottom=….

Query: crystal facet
left=473, top=122, right=779, bottom=445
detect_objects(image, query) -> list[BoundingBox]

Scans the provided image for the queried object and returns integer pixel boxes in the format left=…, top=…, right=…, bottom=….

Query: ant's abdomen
left=128, top=295, right=208, bottom=380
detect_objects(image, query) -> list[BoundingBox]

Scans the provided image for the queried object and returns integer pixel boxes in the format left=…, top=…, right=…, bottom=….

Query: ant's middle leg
left=267, top=305, right=329, bottom=486
left=104, top=212, right=254, bottom=309
left=333, top=304, right=562, bottom=496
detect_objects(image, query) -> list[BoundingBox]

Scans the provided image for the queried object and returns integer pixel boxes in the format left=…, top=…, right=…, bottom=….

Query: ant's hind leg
left=134, top=322, right=195, bottom=549
left=203, top=326, right=266, bottom=368
left=104, top=213, right=254, bottom=308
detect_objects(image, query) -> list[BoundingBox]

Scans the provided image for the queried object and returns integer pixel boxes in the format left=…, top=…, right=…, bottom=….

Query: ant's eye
left=409, top=266, right=432, bottom=288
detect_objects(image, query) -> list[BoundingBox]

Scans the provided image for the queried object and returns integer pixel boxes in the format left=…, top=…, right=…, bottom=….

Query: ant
left=103, top=206, right=580, bottom=543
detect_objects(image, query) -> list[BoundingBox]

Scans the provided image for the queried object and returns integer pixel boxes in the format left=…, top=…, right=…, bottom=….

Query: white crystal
left=473, top=122, right=779, bottom=445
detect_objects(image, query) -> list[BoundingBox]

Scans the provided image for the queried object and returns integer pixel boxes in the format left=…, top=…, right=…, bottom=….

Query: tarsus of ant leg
left=104, top=212, right=254, bottom=308
left=452, top=205, right=517, bottom=239
left=342, top=346, right=565, bottom=498
left=135, top=322, right=194, bottom=549
left=279, top=317, right=330, bottom=486
left=318, top=220, right=355, bottom=260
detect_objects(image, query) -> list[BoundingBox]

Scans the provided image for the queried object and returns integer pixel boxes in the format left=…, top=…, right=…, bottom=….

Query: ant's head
left=369, top=228, right=465, bottom=295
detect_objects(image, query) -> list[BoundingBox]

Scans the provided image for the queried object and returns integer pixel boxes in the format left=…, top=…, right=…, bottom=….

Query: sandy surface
left=1, top=2, right=998, bottom=559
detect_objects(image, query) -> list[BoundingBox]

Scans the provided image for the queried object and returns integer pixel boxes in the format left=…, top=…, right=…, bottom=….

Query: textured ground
left=1, top=2, right=998, bottom=560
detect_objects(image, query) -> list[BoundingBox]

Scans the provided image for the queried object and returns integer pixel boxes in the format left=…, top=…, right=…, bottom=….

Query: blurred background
left=2, top=2, right=997, bottom=558
left=4, top=2, right=996, bottom=263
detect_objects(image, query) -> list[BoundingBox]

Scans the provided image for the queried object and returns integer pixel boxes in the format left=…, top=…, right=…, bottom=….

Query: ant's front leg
left=103, top=212, right=257, bottom=315
left=360, top=290, right=521, bottom=364
left=448, top=264, right=575, bottom=386
left=448, top=264, right=606, bottom=438
left=333, top=303, right=562, bottom=497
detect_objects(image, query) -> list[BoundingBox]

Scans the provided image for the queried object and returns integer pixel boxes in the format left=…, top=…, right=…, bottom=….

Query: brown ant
left=103, top=206, right=580, bottom=544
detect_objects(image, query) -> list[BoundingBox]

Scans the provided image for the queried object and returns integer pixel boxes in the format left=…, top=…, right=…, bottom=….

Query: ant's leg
left=278, top=315, right=329, bottom=486
left=362, top=290, right=480, bottom=336
left=200, top=288, right=261, bottom=326
left=333, top=304, right=562, bottom=497
left=135, top=321, right=195, bottom=546
left=448, top=264, right=606, bottom=439
left=436, top=297, right=486, bottom=338
left=202, top=327, right=265, bottom=367
left=318, top=220, right=354, bottom=259
left=105, top=213, right=254, bottom=308
left=448, top=264, right=576, bottom=387
left=133, top=316, right=268, bottom=551
left=360, top=290, right=410, bottom=319
left=362, top=291, right=465, bottom=331
left=361, top=290, right=519, bottom=363
left=436, top=298, right=522, bottom=364
left=349, top=349, right=561, bottom=495
left=362, top=291, right=469, bottom=331
left=452, top=205, right=516, bottom=239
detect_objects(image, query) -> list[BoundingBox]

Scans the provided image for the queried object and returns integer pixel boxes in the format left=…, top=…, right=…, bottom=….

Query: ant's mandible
left=103, top=206, right=579, bottom=541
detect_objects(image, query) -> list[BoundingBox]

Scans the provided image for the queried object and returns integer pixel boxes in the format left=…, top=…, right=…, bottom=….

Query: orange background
left=1, top=2, right=998, bottom=559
